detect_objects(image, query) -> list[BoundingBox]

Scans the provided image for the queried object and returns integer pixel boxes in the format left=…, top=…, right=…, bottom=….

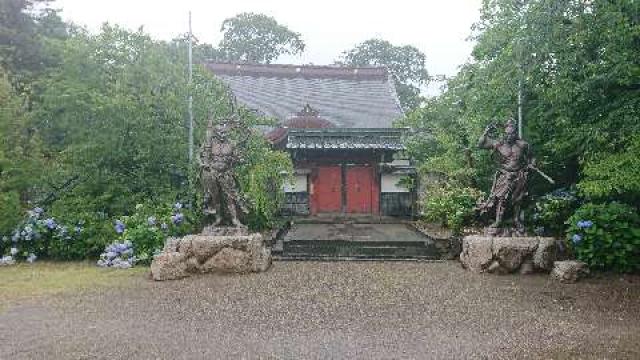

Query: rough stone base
left=151, top=231, right=271, bottom=281
left=551, top=260, right=590, bottom=283
left=460, top=235, right=559, bottom=274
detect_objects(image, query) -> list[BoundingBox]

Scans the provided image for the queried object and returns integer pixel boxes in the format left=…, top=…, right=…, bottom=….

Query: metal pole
left=188, top=11, right=194, bottom=162
left=518, top=78, right=523, bottom=139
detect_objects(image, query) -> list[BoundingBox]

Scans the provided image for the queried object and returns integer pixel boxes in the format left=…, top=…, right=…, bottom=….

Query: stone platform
left=151, top=231, right=271, bottom=281
left=460, top=235, right=558, bottom=274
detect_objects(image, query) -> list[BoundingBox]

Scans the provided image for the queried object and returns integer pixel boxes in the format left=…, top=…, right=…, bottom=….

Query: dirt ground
left=1, top=261, right=638, bottom=359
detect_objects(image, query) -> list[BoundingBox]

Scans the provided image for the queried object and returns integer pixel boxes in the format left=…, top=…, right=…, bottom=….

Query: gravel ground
left=1, top=261, right=639, bottom=359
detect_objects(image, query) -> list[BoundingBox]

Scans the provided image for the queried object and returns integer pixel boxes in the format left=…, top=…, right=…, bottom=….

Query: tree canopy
left=218, top=12, right=305, bottom=64
left=400, top=0, right=640, bottom=227
left=340, top=39, right=429, bottom=111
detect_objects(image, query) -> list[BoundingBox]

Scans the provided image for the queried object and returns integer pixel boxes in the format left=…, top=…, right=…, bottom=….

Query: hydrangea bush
left=111, top=202, right=199, bottom=265
left=0, top=207, right=82, bottom=263
left=531, top=188, right=580, bottom=237
left=97, top=241, right=135, bottom=269
left=566, top=202, right=640, bottom=273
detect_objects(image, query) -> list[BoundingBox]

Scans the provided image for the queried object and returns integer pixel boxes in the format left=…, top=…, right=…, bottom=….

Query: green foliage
left=422, top=184, right=483, bottom=234
left=531, top=188, right=579, bottom=237
left=237, top=133, right=293, bottom=231
left=567, top=202, right=640, bottom=273
left=1, top=16, right=294, bottom=261
left=218, top=12, right=305, bottom=64
left=0, top=0, right=67, bottom=83
left=402, top=0, right=640, bottom=237
left=114, top=202, right=199, bottom=264
left=341, top=39, right=429, bottom=111
left=579, top=135, right=640, bottom=203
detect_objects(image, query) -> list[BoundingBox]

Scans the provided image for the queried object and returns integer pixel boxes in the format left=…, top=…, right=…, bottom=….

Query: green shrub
left=114, top=202, right=200, bottom=264
left=532, top=188, right=579, bottom=236
left=422, top=184, right=483, bottom=234
left=1, top=207, right=88, bottom=261
left=566, top=202, right=640, bottom=273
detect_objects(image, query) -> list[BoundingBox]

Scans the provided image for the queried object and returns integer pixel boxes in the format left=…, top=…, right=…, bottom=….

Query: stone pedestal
left=460, top=235, right=558, bottom=274
left=151, top=231, right=271, bottom=281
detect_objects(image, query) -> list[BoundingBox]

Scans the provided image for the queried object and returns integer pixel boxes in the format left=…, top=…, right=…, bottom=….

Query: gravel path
left=1, top=261, right=639, bottom=359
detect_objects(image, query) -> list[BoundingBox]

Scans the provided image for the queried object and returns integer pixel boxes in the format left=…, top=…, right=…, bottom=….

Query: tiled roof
left=286, top=128, right=406, bottom=150
left=205, top=63, right=404, bottom=128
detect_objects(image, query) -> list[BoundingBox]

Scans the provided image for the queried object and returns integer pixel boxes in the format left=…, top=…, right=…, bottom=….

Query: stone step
left=275, top=240, right=440, bottom=260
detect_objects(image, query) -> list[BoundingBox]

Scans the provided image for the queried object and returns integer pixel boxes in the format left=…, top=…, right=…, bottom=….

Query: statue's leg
left=212, top=181, right=223, bottom=226
left=513, top=201, right=525, bottom=234
left=492, top=200, right=505, bottom=228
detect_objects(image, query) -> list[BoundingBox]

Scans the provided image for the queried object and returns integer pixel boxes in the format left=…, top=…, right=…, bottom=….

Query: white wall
left=381, top=174, right=409, bottom=193
left=283, top=174, right=308, bottom=193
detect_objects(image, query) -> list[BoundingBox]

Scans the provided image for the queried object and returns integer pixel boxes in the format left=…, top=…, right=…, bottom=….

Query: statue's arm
left=478, top=124, right=497, bottom=149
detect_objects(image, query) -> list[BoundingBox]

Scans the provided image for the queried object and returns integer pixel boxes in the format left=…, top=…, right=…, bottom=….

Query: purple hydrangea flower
left=173, top=202, right=183, bottom=210
left=114, top=220, right=125, bottom=234
left=571, top=234, right=582, bottom=245
left=44, top=218, right=57, bottom=230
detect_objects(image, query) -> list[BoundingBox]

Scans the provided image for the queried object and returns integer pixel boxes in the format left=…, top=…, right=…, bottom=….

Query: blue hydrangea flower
left=174, top=202, right=183, bottom=210
left=571, top=234, right=582, bottom=245
left=171, top=213, right=184, bottom=225
left=577, top=220, right=593, bottom=229
left=147, top=216, right=157, bottom=226
left=114, top=220, right=125, bottom=234
left=160, top=223, right=168, bottom=230
left=11, top=231, right=20, bottom=242
left=45, top=218, right=57, bottom=230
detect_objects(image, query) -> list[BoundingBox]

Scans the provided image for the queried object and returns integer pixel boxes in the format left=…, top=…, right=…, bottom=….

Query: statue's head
left=504, top=118, right=518, bottom=144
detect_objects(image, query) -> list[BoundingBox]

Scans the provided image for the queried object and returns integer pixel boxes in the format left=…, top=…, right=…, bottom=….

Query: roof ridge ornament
left=297, top=104, right=319, bottom=117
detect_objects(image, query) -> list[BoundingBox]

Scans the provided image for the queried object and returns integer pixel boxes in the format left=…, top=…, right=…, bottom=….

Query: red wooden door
left=346, top=166, right=374, bottom=213
left=313, top=166, right=342, bottom=213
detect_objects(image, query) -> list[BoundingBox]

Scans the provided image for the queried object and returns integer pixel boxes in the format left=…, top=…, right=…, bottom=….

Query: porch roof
left=285, top=128, right=406, bottom=150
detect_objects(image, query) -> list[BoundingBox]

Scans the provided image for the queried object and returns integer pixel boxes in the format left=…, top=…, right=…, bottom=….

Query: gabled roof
left=205, top=63, right=404, bottom=128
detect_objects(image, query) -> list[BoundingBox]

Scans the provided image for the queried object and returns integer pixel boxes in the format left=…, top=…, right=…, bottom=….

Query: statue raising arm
left=478, top=123, right=498, bottom=150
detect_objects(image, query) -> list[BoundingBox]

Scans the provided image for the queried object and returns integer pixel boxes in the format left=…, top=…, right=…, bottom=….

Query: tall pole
left=188, top=11, right=194, bottom=163
left=518, top=78, right=523, bottom=139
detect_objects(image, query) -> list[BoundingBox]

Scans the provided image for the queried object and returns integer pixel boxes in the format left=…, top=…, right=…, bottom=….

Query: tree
left=218, top=12, right=305, bottom=64
left=341, top=39, right=429, bottom=111
left=0, top=0, right=67, bottom=82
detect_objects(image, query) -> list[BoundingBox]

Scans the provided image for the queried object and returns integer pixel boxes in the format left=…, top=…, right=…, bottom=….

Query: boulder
left=204, top=247, right=251, bottom=273
left=460, top=235, right=494, bottom=272
left=492, top=237, right=538, bottom=272
left=460, top=235, right=559, bottom=274
left=533, top=238, right=557, bottom=271
left=150, top=230, right=272, bottom=281
left=150, top=252, right=187, bottom=281
left=551, top=260, right=589, bottom=283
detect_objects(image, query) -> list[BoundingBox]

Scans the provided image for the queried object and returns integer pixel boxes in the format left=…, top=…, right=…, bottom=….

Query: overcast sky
left=54, top=0, right=482, bottom=96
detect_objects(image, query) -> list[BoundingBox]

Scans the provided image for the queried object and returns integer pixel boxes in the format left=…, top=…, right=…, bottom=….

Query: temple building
left=205, top=63, right=416, bottom=218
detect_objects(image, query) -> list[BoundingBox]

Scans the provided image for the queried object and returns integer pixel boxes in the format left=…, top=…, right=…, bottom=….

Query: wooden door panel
left=313, top=166, right=342, bottom=213
left=346, top=166, right=373, bottom=213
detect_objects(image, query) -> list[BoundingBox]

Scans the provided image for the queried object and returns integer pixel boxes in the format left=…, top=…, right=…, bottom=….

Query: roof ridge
left=204, top=61, right=388, bottom=71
